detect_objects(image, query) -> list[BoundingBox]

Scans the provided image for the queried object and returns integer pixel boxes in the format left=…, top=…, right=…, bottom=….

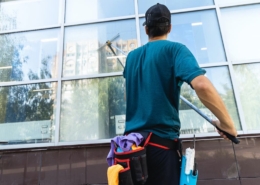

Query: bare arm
left=191, top=75, right=237, bottom=137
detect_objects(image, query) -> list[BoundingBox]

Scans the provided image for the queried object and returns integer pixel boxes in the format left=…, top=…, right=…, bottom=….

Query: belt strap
left=149, top=134, right=179, bottom=150
left=137, top=131, right=180, bottom=150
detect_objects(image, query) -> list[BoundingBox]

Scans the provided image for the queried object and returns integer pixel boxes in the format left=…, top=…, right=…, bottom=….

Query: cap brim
left=142, top=21, right=146, bottom=26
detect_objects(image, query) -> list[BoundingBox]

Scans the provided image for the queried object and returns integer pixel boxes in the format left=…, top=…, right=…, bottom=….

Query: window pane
left=60, top=77, right=125, bottom=142
left=139, top=10, right=226, bottom=64
left=221, top=4, right=260, bottom=61
left=138, top=0, right=214, bottom=14
left=63, top=20, right=137, bottom=76
left=65, top=0, right=135, bottom=23
left=0, top=29, right=59, bottom=82
left=0, top=82, right=57, bottom=145
left=233, top=63, right=260, bottom=130
left=216, top=0, right=260, bottom=6
left=180, top=66, right=241, bottom=134
left=0, top=0, right=60, bottom=32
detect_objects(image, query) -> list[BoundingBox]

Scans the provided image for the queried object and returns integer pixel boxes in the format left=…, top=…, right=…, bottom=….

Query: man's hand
left=212, top=120, right=237, bottom=140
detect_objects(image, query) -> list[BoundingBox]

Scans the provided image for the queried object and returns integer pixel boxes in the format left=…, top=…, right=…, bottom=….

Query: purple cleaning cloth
left=107, top=133, right=144, bottom=166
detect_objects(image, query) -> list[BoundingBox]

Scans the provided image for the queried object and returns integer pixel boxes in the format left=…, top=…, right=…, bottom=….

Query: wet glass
left=0, top=0, right=60, bottom=32
left=65, top=0, right=135, bottom=23
left=0, top=82, right=57, bottom=144
left=138, top=0, right=214, bottom=14
left=139, top=10, right=226, bottom=64
left=60, top=76, right=125, bottom=142
left=221, top=4, right=260, bottom=62
left=63, top=19, right=137, bottom=77
left=0, top=29, right=60, bottom=82
left=233, top=63, right=260, bottom=130
left=179, top=66, right=241, bottom=134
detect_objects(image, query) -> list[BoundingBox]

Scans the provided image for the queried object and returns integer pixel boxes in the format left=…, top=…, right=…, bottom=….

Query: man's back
left=123, top=40, right=205, bottom=139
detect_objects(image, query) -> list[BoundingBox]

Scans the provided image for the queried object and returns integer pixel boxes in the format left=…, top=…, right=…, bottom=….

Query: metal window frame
left=1, top=0, right=260, bottom=150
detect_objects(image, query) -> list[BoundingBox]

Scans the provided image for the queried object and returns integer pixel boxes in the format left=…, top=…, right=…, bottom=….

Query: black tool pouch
left=114, top=132, right=152, bottom=185
left=115, top=147, right=148, bottom=185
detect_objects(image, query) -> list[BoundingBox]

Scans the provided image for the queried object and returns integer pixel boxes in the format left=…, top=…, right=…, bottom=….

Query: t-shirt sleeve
left=174, top=45, right=206, bottom=86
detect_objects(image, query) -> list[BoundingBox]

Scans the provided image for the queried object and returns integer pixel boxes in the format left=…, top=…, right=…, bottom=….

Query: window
left=0, top=82, right=57, bottom=144
left=63, top=19, right=137, bottom=76
left=65, top=0, right=135, bottom=24
left=0, top=0, right=60, bottom=32
left=0, top=29, right=60, bottom=82
left=60, top=77, right=125, bottom=142
left=138, top=0, right=214, bottom=14
left=140, top=10, right=226, bottom=64
left=216, top=0, right=260, bottom=6
left=221, top=4, right=260, bottom=62
left=233, top=63, right=260, bottom=130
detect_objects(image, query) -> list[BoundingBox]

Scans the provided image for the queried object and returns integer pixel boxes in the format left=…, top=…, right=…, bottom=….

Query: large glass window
left=0, top=29, right=59, bottom=82
left=233, top=63, right=260, bottom=130
left=216, top=0, right=260, bottom=6
left=0, top=82, right=57, bottom=144
left=179, top=66, right=240, bottom=134
left=63, top=19, right=137, bottom=77
left=0, top=0, right=60, bottom=32
left=221, top=4, right=260, bottom=62
left=60, top=77, right=125, bottom=142
left=65, top=0, right=135, bottom=24
left=140, top=10, right=226, bottom=64
left=138, top=0, right=214, bottom=14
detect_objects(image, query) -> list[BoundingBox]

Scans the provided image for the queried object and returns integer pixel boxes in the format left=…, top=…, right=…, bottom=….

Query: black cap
left=143, top=3, right=171, bottom=27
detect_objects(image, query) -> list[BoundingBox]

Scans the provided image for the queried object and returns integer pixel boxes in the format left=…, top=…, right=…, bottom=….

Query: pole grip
left=215, top=126, right=240, bottom=144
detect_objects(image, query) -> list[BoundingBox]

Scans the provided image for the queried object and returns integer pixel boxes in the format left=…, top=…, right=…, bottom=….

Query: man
left=123, top=3, right=237, bottom=185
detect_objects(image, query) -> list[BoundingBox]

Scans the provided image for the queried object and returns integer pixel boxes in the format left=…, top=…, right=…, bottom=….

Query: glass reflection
left=221, top=4, right=260, bottom=62
left=65, top=0, right=135, bottom=23
left=138, top=0, right=214, bottom=14
left=140, top=10, right=226, bottom=64
left=63, top=20, right=137, bottom=77
left=233, top=63, right=260, bottom=130
left=0, top=82, right=56, bottom=144
left=0, top=0, right=60, bottom=32
left=60, top=77, right=125, bottom=142
left=179, top=66, right=240, bottom=134
left=0, top=29, right=59, bottom=82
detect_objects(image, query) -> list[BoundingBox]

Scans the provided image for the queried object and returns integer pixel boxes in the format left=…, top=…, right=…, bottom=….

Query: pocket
left=115, top=158, right=134, bottom=185
left=114, top=147, right=148, bottom=185
left=119, top=168, right=134, bottom=185
left=131, top=154, right=148, bottom=184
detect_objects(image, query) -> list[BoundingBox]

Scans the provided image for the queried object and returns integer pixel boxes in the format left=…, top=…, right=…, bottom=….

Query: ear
left=145, top=26, right=149, bottom=35
left=168, top=24, right=172, bottom=33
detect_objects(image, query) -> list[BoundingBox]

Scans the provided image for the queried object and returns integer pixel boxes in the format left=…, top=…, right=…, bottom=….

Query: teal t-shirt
left=123, top=40, right=206, bottom=139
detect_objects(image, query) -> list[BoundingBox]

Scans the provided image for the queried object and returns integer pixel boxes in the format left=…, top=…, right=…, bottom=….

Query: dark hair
left=146, top=17, right=170, bottom=38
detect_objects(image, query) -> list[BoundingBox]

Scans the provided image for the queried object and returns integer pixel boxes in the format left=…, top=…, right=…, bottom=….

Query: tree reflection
left=234, top=64, right=260, bottom=130
left=3, top=57, right=54, bottom=124
left=0, top=36, right=55, bottom=144
left=60, top=77, right=125, bottom=141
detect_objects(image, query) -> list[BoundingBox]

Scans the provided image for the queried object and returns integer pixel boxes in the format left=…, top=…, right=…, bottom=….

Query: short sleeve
left=174, top=45, right=206, bottom=86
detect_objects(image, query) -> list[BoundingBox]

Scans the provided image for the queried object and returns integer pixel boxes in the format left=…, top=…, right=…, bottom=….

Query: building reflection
left=63, top=39, right=137, bottom=76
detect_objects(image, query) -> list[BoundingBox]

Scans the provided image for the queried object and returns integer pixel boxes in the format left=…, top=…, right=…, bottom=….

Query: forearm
left=196, top=84, right=234, bottom=128
left=191, top=76, right=236, bottom=134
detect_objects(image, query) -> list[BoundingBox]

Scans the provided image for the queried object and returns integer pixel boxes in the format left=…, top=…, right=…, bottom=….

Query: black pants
left=144, top=145, right=181, bottom=185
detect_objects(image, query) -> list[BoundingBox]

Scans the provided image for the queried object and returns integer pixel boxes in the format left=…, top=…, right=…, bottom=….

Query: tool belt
left=113, top=132, right=182, bottom=185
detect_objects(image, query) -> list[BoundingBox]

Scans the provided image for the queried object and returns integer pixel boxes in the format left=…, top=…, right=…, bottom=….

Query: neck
left=149, top=34, right=168, bottom=42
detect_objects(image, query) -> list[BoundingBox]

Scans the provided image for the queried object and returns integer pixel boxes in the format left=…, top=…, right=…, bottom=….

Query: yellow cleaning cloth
left=107, top=164, right=124, bottom=185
